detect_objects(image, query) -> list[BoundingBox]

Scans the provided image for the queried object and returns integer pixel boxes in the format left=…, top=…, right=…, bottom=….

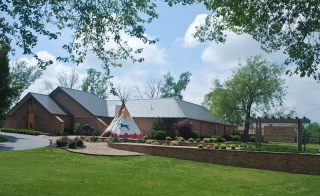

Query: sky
left=11, top=2, right=320, bottom=122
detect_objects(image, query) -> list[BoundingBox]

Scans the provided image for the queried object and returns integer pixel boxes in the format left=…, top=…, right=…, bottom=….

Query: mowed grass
left=0, top=148, right=319, bottom=196
left=244, top=142, right=320, bottom=153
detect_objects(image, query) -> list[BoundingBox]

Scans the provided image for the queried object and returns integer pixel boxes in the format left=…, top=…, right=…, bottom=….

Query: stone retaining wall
left=109, top=143, right=320, bottom=175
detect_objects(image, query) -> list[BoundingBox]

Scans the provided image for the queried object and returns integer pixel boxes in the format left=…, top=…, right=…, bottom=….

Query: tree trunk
left=243, top=114, right=251, bottom=143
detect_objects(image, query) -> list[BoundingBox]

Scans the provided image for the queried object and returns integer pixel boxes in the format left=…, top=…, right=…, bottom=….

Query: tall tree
left=10, top=61, right=42, bottom=104
left=1, top=1, right=158, bottom=73
left=135, top=77, right=163, bottom=99
left=0, top=42, right=11, bottom=119
left=305, top=122, right=320, bottom=143
left=57, top=69, right=80, bottom=89
left=203, top=56, right=286, bottom=142
left=160, top=71, right=191, bottom=100
left=166, top=0, right=320, bottom=80
left=82, top=68, right=112, bottom=99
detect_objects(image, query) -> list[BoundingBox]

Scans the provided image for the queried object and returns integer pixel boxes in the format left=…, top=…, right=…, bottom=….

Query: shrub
left=230, top=144, right=236, bottom=150
left=74, top=122, right=81, bottom=135
left=205, top=145, right=211, bottom=149
left=68, top=140, right=77, bottom=149
left=211, top=135, right=226, bottom=142
left=176, top=137, right=185, bottom=142
left=0, top=128, right=40, bottom=135
left=220, top=144, right=227, bottom=149
left=196, top=138, right=201, bottom=142
left=250, top=136, right=256, bottom=142
left=214, top=144, right=220, bottom=149
left=170, top=141, right=178, bottom=146
left=173, top=119, right=194, bottom=139
left=75, top=137, right=84, bottom=147
left=188, top=138, right=194, bottom=142
left=112, top=137, right=120, bottom=143
left=154, top=130, right=167, bottom=140
left=203, top=138, right=213, bottom=143
left=166, top=136, right=172, bottom=141
left=138, top=139, right=145, bottom=143
left=190, top=131, right=199, bottom=139
left=146, top=140, right=153, bottom=144
left=152, top=117, right=167, bottom=131
left=56, top=136, right=70, bottom=147
left=197, top=144, right=204, bottom=148
left=90, top=136, right=99, bottom=142
left=230, top=135, right=241, bottom=141
left=151, top=141, right=160, bottom=145
left=122, top=138, right=129, bottom=143
left=143, top=136, right=149, bottom=140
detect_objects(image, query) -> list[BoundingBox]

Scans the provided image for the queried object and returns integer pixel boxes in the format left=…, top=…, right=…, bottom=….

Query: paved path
left=67, top=142, right=144, bottom=156
left=0, top=132, right=49, bottom=151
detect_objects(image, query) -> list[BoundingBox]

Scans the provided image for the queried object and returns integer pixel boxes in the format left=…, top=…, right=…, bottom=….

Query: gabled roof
left=30, top=93, right=67, bottom=115
left=106, top=98, right=222, bottom=124
left=52, top=87, right=109, bottom=117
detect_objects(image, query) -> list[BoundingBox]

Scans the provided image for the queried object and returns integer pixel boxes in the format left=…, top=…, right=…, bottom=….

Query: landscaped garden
left=0, top=147, right=319, bottom=196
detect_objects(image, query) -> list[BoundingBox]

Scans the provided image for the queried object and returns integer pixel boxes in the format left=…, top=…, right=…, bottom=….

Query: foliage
left=160, top=71, right=191, bottom=100
left=43, top=69, right=80, bottom=93
left=90, top=136, right=99, bottom=143
left=214, top=144, right=220, bottom=149
left=203, top=56, right=285, bottom=142
left=68, top=140, right=77, bottom=149
left=166, top=136, right=172, bottom=141
left=151, top=141, right=160, bottom=145
left=73, top=123, right=82, bottom=135
left=143, top=136, right=149, bottom=141
left=197, top=144, right=204, bottom=149
left=0, top=136, right=7, bottom=143
left=56, top=136, right=70, bottom=147
left=173, top=119, right=193, bottom=139
left=230, top=144, right=236, bottom=150
left=175, top=137, right=185, bottom=142
left=305, top=122, right=320, bottom=138
left=242, top=142, right=320, bottom=154
left=196, top=138, right=201, bottom=142
left=152, top=117, right=167, bottom=132
left=205, top=145, right=211, bottom=150
left=75, top=137, right=84, bottom=148
left=167, top=0, right=320, bottom=79
left=170, top=141, right=178, bottom=146
left=229, top=135, right=241, bottom=141
left=188, top=138, right=194, bottom=143
left=123, top=138, right=129, bottom=143
left=249, top=136, right=256, bottom=143
left=1, top=0, right=158, bottom=73
left=211, top=135, right=225, bottom=142
left=0, top=128, right=40, bottom=135
left=0, top=43, right=11, bottom=119
left=81, top=68, right=112, bottom=99
left=220, top=144, right=227, bottom=150
left=203, top=138, right=213, bottom=143
left=154, top=130, right=167, bottom=140
left=135, top=77, right=163, bottom=99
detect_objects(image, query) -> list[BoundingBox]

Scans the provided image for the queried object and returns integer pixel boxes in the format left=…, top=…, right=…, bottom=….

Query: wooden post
left=258, top=121, right=262, bottom=148
left=255, top=120, right=259, bottom=148
left=297, top=119, right=302, bottom=151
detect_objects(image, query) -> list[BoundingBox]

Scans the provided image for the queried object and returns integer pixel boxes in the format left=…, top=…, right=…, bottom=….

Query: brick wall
left=109, top=143, right=320, bottom=175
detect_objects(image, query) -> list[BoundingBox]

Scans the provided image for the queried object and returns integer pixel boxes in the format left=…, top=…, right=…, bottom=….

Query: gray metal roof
left=30, top=93, right=66, bottom=115
left=58, top=87, right=108, bottom=116
left=106, top=98, right=223, bottom=124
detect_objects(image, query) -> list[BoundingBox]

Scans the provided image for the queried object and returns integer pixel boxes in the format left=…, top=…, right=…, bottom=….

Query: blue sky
left=13, top=2, right=320, bottom=122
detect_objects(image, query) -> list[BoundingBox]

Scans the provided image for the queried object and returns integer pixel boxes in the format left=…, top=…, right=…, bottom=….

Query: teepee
left=102, top=103, right=143, bottom=139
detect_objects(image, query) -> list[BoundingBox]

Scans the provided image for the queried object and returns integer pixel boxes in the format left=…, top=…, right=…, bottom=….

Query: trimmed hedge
left=0, top=128, right=40, bottom=135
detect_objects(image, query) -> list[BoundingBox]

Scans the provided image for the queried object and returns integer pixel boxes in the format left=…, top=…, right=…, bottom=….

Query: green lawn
left=243, top=142, right=320, bottom=153
left=0, top=136, right=7, bottom=143
left=0, top=148, right=319, bottom=195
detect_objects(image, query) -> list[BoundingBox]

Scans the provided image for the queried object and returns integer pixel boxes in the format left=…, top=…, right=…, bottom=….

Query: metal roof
left=30, top=93, right=67, bottom=115
left=106, top=98, right=223, bottom=124
left=58, top=87, right=109, bottom=116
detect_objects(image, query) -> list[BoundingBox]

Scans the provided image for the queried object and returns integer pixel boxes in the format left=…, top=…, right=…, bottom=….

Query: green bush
left=230, top=144, right=236, bottom=150
left=123, top=138, right=129, bottom=143
left=230, top=135, right=241, bottom=141
left=74, top=137, right=84, bottom=147
left=154, top=130, right=167, bottom=140
left=143, top=136, right=149, bottom=140
left=112, top=137, right=120, bottom=143
left=188, top=138, right=194, bottom=142
left=197, top=144, right=204, bottom=149
left=170, top=141, right=178, bottom=146
left=151, top=141, right=160, bottom=145
left=138, top=139, right=145, bottom=143
left=214, top=144, right=220, bottom=149
left=90, top=136, right=99, bottom=142
left=0, top=128, right=40, bottom=135
left=146, top=140, right=153, bottom=144
left=250, top=136, right=256, bottom=142
left=211, top=135, right=226, bottom=142
left=196, top=138, right=201, bottom=142
left=74, top=122, right=81, bottom=135
left=68, top=140, right=77, bottom=149
left=56, top=136, right=70, bottom=147
left=220, top=144, right=227, bottom=149
left=166, top=136, right=172, bottom=141
left=176, top=137, right=185, bottom=142
left=203, top=138, right=213, bottom=143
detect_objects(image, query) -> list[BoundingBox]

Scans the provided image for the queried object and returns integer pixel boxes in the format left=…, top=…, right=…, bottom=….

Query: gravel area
left=67, top=142, right=144, bottom=156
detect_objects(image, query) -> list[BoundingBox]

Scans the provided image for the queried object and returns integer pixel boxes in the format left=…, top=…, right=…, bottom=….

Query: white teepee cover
left=102, top=104, right=143, bottom=139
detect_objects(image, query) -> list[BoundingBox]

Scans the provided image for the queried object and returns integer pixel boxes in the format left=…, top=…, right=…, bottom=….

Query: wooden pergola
left=250, top=117, right=311, bottom=151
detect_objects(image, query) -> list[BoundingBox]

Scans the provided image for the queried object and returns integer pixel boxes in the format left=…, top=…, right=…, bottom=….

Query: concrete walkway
left=0, top=132, right=49, bottom=151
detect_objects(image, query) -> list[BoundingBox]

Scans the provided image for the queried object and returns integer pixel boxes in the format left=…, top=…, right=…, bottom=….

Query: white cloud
left=182, top=14, right=207, bottom=48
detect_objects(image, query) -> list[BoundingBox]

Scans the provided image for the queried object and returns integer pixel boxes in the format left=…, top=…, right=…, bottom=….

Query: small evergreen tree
left=0, top=43, right=12, bottom=120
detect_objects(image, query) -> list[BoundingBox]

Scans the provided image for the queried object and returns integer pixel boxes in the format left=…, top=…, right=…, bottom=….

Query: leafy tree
left=166, top=0, right=320, bottom=80
left=152, top=117, right=167, bottom=131
left=1, top=1, right=158, bottom=72
left=42, top=69, right=80, bottom=93
left=160, top=72, right=191, bottom=100
left=262, top=106, right=296, bottom=118
left=172, top=119, right=194, bottom=139
left=82, top=68, right=112, bottom=99
left=10, top=61, right=42, bottom=104
left=305, top=122, right=320, bottom=143
left=0, top=42, right=11, bottom=119
left=203, top=56, right=286, bottom=142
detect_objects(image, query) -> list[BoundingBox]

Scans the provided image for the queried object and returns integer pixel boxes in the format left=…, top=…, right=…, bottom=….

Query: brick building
left=5, top=87, right=232, bottom=136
